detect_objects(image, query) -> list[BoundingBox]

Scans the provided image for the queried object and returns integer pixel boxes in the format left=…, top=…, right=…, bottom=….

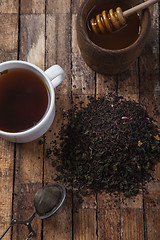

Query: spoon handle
left=0, top=213, right=36, bottom=240
left=0, top=219, right=17, bottom=240
left=25, top=223, right=35, bottom=240
left=0, top=225, right=12, bottom=240
left=123, top=0, right=159, bottom=18
left=26, top=232, right=34, bottom=240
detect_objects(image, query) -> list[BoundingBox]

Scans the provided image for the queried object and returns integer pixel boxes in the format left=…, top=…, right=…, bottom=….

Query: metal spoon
left=0, top=183, right=66, bottom=240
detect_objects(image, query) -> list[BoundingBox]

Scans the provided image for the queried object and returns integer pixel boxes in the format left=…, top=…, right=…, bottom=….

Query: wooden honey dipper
left=90, top=0, right=159, bottom=34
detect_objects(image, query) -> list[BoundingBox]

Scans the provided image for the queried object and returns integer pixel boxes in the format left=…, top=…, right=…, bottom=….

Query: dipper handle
left=124, top=0, right=159, bottom=18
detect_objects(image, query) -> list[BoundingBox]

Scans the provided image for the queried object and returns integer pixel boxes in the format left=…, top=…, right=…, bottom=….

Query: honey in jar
left=86, top=0, right=141, bottom=50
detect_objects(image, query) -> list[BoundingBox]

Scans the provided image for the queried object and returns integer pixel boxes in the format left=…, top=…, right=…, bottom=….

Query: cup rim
left=0, top=60, right=55, bottom=137
left=77, top=0, right=151, bottom=53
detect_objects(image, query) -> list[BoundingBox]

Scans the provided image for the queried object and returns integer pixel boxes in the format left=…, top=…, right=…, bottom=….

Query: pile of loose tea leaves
left=47, top=96, right=160, bottom=198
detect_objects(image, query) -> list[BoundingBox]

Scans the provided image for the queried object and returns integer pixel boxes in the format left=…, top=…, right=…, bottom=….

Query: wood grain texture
left=43, top=95, right=73, bottom=240
left=0, top=141, right=14, bottom=240
left=19, top=14, right=45, bottom=69
left=117, top=62, right=140, bottom=102
left=97, top=193, right=121, bottom=240
left=72, top=1, right=97, bottom=239
left=43, top=0, right=73, bottom=239
left=21, top=0, right=45, bottom=14
left=95, top=20, right=145, bottom=240
left=0, top=0, right=18, bottom=14
left=71, top=97, right=97, bottom=240
left=73, top=195, right=97, bottom=240
left=72, top=0, right=95, bottom=96
left=0, top=1, right=19, bottom=239
left=46, top=3, right=72, bottom=95
left=120, top=195, right=144, bottom=240
left=139, top=3, right=160, bottom=240
left=96, top=73, right=121, bottom=240
left=95, top=55, right=121, bottom=240
left=118, top=59, right=144, bottom=240
left=72, top=14, right=95, bottom=96
left=0, top=14, right=18, bottom=61
left=12, top=1, right=45, bottom=239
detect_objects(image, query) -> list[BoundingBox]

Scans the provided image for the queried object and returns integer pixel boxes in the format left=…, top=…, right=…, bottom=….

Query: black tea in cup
left=0, top=68, right=50, bottom=132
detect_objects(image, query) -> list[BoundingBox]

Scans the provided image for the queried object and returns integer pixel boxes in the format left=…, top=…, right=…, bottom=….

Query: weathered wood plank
left=13, top=143, right=44, bottom=239
left=95, top=20, right=144, bottom=240
left=120, top=195, right=144, bottom=240
left=43, top=95, right=72, bottom=240
left=45, top=10, right=71, bottom=95
left=97, top=193, right=121, bottom=240
left=0, top=0, right=18, bottom=14
left=12, top=2, right=46, bottom=239
left=19, top=14, right=45, bottom=69
left=117, top=63, right=145, bottom=240
left=46, top=0, right=71, bottom=14
left=73, top=195, right=97, bottom=240
left=96, top=73, right=117, bottom=97
left=21, top=0, right=45, bottom=14
left=95, top=39, right=120, bottom=240
left=72, top=1, right=97, bottom=239
left=0, top=14, right=19, bottom=61
left=144, top=191, right=160, bottom=240
left=117, top=62, right=140, bottom=102
left=0, top=141, right=15, bottom=240
left=95, top=54, right=121, bottom=240
left=71, top=96, right=97, bottom=240
left=0, top=1, right=19, bottom=239
left=139, top=3, right=160, bottom=240
left=46, top=0, right=72, bottom=96
left=72, top=0, right=95, bottom=96
left=43, top=0, right=73, bottom=239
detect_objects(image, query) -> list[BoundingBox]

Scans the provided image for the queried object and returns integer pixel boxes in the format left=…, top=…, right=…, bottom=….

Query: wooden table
left=0, top=0, right=159, bottom=239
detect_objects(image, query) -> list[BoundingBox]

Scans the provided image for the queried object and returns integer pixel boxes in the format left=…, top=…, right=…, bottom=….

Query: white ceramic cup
left=0, top=60, right=65, bottom=143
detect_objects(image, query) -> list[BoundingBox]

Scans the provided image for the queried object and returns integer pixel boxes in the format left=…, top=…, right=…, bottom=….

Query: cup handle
left=45, top=65, right=65, bottom=88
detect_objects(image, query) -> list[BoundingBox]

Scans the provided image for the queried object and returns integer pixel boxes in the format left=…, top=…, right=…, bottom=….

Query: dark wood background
left=0, top=0, right=159, bottom=239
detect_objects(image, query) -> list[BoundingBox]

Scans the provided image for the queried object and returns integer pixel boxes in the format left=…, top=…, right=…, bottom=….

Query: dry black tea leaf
left=47, top=96, right=160, bottom=199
